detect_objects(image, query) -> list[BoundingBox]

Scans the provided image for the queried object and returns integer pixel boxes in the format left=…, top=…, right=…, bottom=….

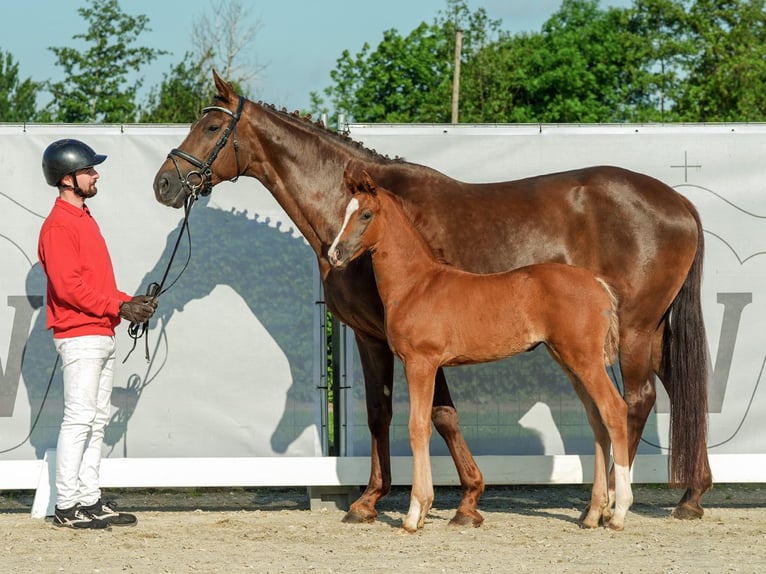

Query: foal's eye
left=362, top=210, right=372, bottom=220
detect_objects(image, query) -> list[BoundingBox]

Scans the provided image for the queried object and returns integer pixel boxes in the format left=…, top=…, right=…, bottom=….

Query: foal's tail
left=660, top=197, right=711, bottom=490
left=596, top=278, right=620, bottom=366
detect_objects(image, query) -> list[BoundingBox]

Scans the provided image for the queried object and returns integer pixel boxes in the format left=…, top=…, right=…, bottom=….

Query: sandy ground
left=0, top=484, right=764, bottom=573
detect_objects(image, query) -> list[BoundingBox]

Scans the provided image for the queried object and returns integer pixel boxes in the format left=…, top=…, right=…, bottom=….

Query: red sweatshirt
left=38, top=198, right=131, bottom=338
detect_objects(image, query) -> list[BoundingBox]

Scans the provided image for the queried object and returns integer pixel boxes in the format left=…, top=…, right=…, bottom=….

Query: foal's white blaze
left=328, top=197, right=360, bottom=262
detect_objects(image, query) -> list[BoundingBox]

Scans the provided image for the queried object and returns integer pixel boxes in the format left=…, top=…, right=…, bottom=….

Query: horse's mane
left=215, top=94, right=404, bottom=164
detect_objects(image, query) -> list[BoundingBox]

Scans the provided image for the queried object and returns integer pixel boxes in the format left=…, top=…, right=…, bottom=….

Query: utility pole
left=451, top=28, right=463, bottom=124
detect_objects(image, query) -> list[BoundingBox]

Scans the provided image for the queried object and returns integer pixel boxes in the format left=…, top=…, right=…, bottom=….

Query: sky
left=3, top=0, right=632, bottom=114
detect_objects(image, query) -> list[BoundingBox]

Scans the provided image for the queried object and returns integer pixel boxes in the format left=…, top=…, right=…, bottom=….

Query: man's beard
left=77, top=185, right=98, bottom=198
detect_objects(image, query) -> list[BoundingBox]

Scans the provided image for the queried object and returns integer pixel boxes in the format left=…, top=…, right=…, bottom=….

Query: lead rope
left=123, top=193, right=197, bottom=363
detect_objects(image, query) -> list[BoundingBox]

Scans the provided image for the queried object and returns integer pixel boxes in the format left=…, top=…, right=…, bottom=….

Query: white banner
left=3, top=122, right=764, bottom=487
left=0, top=125, right=321, bottom=462
left=347, top=123, right=766, bottom=459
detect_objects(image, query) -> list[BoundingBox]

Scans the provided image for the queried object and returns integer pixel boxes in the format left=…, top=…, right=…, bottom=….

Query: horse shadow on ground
left=21, top=197, right=317, bottom=457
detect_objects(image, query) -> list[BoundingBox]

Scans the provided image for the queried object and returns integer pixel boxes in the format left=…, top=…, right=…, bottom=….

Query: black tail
left=660, top=197, right=711, bottom=489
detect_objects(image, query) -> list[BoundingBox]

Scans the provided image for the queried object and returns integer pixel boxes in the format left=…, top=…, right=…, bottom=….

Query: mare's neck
left=370, top=194, right=441, bottom=301
left=243, top=105, right=364, bottom=254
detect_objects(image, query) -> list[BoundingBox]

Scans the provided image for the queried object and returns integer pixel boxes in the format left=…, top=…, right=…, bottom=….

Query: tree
left=140, top=0, right=264, bottom=122
left=313, top=0, right=644, bottom=124
left=46, top=0, right=166, bottom=123
left=617, top=0, right=695, bottom=122
left=315, top=0, right=765, bottom=125
left=139, top=53, right=215, bottom=123
left=676, top=0, right=766, bottom=121
left=314, top=0, right=495, bottom=124
left=457, top=0, right=649, bottom=123
left=191, top=0, right=265, bottom=95
left=0, top=51, right=43, bottom=122
left=333, top=23, right=454, bottom=123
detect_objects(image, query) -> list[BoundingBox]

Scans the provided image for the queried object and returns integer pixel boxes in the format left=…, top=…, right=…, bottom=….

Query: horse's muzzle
left=328, top=247, right=347, bottom=269
left=153, top=171, right=188, bottom=209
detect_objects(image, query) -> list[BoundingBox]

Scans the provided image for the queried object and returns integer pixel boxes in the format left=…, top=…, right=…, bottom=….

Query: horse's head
left=328, top=166, right=382, bottom=268
left=153, top=70, right=247, bottom=208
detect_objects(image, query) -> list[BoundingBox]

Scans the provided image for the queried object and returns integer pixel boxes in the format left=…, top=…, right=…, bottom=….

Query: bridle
left=167, top=95, right=246, bottom=198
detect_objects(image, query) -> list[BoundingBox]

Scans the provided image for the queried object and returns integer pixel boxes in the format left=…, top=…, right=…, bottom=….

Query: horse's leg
left=613, top=329, right=656, bottom=500
left=402, top=358, right=437, bottom=533
left=590, top=370, right=633, bottom=531
left=567, top=380, right=611, bottom=529
left=431, top=367, right=485, bottom=527
left=342, top=334, right=395, bottom=524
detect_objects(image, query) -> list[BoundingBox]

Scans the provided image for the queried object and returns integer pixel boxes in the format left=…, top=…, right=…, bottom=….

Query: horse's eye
left=362, top=210, right=372, bottom=220
left=207, top=124, right=221, bottom=134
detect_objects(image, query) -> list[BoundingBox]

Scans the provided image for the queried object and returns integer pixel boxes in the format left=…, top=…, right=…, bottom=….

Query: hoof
left=672, top=502, right=704, bottom=520
left=579, top=519, right=599, bottom=530
left=606, top=520, right=625, bottom=532
left=448, top=510, right=484, bottom=528
left=341, top=509, right=376, bottom=524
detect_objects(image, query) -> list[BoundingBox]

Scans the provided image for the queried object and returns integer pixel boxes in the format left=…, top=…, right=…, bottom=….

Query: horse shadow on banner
left=21, top=196, right=317, bottom=458
left=20, top=263, right=62, bottom=458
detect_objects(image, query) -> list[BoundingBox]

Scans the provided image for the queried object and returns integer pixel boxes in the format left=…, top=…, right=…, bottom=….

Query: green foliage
left=676, top=0, right=766, bottom=121
left=46, top=0, right=166, bottom=123
left=3, top=0, right=764, bottom=124
left=139, top=53, right=215, bottom=123
left=325, top=22, right=453, bottom=124
left=457, top=0, right=643, bottom=123
left=0, top=51, right=43, bottom=122
left=315, top=0, right=766, bottom=124
left=620, top=0, right=696, bottom=122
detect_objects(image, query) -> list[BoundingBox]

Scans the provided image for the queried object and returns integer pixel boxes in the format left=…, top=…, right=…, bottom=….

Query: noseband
left=167, top=95, right=245, bottom=198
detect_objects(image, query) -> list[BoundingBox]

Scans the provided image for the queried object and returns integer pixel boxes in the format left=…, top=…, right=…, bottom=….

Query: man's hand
left=119, top=295, right=157, bottom=324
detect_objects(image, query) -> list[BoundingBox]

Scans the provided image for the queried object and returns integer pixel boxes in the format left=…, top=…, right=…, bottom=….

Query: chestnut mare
left=329, top=168, right=632, bottom=532
left=153, top=71, right=711, bottom=526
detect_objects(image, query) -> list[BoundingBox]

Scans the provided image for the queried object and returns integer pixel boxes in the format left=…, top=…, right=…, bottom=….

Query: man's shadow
left=21, top=197, right=317, bottom=457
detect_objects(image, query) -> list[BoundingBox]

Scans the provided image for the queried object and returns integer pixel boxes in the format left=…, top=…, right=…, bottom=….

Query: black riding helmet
left=42, top=139, right=107, bottom=190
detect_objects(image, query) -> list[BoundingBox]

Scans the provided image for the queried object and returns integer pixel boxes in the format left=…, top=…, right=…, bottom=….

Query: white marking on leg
left=612, top=463, right=633, bottom=528
left=328, top=197, right=359, bottom=259
left=403, top=494, right=422, bottom=532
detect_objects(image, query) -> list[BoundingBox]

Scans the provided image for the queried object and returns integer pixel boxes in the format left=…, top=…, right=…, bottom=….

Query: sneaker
left=53, top=505, right=110, bottom=530
left=80, top=499, right=138, bottom=527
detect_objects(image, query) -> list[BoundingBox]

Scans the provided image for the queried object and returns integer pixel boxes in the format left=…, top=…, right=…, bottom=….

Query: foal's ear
left=342, top=162, right=377, bottom=196
left=360, top=171, right=378, bottom=196
left=342, top=162, right=360, bottom=194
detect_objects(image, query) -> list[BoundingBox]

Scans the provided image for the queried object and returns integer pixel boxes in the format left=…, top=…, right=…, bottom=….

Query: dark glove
left=119, top=295, right=157, bottom=324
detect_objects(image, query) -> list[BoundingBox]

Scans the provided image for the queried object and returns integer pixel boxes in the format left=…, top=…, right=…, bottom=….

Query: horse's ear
left=342, top=161, right=372, bottom=196
left=212, top=68, right=236, bottom=102
left=360, top=170, right=378, bottom=196
left=342, top=162, right=358, bottom=194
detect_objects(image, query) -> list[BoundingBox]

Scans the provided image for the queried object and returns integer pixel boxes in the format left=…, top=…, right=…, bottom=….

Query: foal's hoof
left=606, top=520, right=625, bottom=532
left=341, top=508, right=376, bottom=524
left=579, top=518, right=600, bottom=530
left=672, top=501, right=704, bottom=520
left=448, top=510, right=484, bottom=528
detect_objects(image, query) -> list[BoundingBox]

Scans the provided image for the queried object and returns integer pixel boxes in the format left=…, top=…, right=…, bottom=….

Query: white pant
left=54, top=335, right=116, bottom=509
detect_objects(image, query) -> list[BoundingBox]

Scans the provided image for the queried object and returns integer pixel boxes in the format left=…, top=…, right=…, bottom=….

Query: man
left=38, top=139, right=157, bottom=530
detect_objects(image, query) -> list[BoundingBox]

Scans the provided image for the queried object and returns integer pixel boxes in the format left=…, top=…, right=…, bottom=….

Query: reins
left=123, top=96, right=246, bottom=363
left=122, top=192, right=196, bottom=363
